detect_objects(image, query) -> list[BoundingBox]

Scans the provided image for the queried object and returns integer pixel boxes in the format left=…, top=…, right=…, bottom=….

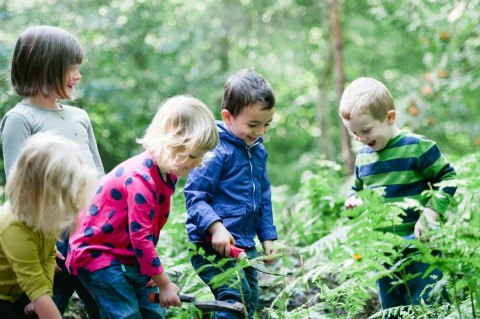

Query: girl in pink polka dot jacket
left=66, top=95, right=219, bottom=318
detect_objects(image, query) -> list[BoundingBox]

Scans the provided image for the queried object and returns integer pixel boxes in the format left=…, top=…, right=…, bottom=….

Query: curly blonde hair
left=6, top=131, right=97, bottom=238
left=138, top=95, right=219, bottom=172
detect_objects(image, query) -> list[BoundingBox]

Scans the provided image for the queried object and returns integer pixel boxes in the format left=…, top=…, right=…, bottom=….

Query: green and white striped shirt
left=352, top=130, right=456, bottom=234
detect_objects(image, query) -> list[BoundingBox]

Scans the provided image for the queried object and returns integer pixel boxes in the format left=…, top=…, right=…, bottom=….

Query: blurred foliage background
left=1, top=1, right=479, bottom=317
left=1, top=0, right=478, bottom=191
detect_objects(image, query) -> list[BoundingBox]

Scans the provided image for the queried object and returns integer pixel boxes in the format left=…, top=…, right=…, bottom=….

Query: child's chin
left=244, top=139, right=255, bottom=145
left=173, top=168, right=192, bottom=177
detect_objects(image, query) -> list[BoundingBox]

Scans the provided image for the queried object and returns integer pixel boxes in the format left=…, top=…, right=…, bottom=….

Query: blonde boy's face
left=342, top=110, right=396, bottom=151
left=221, top=102, right=275, bottom=145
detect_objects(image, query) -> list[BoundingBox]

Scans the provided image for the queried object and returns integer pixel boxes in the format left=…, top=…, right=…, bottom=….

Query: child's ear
left=221, top=109, right=232, bottom=125
left=386, top=110, right=396, bottom=124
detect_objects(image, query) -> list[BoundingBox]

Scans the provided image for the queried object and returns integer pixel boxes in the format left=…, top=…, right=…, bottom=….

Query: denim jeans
left=191, top=245, right=258, bottom=319
left=376, top=236, right=448, bottom=318
left=78, top=263, right=166, bottom=319
left=55, top=233, right=100, bottom=318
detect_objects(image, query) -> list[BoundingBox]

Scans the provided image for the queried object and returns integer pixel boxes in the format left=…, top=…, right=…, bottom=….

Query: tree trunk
left=317, top=42, right=335, bottom=160
left=327, top=0, right=354, bottom=175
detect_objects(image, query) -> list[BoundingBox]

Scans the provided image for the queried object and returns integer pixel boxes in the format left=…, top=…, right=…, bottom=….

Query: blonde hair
left=6, top=131, right=97, bottom=238
left=138, top=95, right=219, bottom=172
left=339, top=77, right=395, bottom=121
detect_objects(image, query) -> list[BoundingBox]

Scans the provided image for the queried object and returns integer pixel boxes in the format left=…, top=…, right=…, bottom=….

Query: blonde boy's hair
left=6, top=131, right=97, bottom=238
left=339, top=77, right=395, bottom=121
left=139, top=95, right=219, bottom=172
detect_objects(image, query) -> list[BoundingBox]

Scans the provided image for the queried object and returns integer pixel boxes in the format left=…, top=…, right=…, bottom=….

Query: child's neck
left=391, top=124, right=401, bottom=138
left=23, top=95, right=60, bottom=110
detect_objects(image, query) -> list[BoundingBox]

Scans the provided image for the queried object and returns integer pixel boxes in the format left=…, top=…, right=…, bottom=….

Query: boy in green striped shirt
left=339, top=77, right=456, bottom=313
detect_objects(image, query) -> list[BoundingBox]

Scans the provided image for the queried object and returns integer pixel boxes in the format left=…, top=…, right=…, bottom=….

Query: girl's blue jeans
left=191, top=244, right=258, bottom=319
left=78, top=263, right=165, bottom=319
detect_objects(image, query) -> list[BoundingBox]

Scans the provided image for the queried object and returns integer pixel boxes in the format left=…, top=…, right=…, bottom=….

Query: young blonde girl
left=0, top=25, right=104, bottom=318
left=0, top=131, right=97, bottom=319
left=66, top=95, right=219, bottom=318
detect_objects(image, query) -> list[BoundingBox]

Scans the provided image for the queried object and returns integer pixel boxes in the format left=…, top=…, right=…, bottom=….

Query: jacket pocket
left=212, top=204, right=246, bottom=218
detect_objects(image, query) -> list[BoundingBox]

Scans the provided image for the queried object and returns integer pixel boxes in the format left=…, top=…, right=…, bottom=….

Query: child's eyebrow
left=248, top=119, right=273, bottom=124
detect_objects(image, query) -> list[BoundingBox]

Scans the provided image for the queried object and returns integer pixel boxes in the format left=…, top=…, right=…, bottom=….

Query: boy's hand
left=414, top=207, right=439, bottom=240
left=344, top=196, right=363, bottom=209
left=261, top=240, right=276, bottom=264
left=208, top=222, right=235, bottom=257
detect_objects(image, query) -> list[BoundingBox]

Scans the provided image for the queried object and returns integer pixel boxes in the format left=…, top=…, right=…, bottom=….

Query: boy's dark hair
left=221, top=69, right=275, bottom=117
left=11, top=25, right=84, bottom=99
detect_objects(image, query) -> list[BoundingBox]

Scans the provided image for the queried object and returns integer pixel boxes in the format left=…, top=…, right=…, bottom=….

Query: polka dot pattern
left=111, top=189, right=122, bottom=200
left=115, top=167, right=125, bottom=177
left=143, top=158, right=154, bottom=168
left=158, top=194, right=165, bottom=204
left=130, top=221, right=142, bottom=232
left=101, top=223, right=114, bottom=234
left=90, top=250, right=102, bottom=258
left=152, top=257, right=161, bottom=267
left=84, top=227, right=94, bottom=237
left=67, top=152, right=174, bottom=277
left=89, top=205, right=99, bottom=216
left=135, top=193, right=146, bottom=204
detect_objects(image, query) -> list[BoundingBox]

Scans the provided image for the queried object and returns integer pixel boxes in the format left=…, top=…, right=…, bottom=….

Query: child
left=0, top=131, right=97, bottom=319
left=184, top=69, right=278, bottom=319
left=339, top=77, right=456, bottom=313
left=66, top=95, right=219, bottom=318
left=0, top=25, right=104, bottom=318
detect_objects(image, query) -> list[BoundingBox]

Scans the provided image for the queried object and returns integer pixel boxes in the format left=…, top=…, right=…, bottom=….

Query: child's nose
left=73, top=70, right=81, bottom=81
left=355, top=135, right=365, bottom=142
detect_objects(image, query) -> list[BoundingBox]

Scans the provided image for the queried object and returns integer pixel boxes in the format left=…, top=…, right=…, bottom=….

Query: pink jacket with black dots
left=66, top=151, right=176, bottom=277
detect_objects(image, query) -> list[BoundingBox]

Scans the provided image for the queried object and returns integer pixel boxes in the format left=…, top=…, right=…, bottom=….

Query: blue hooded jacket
left=184, top=121, right=278, bottom=248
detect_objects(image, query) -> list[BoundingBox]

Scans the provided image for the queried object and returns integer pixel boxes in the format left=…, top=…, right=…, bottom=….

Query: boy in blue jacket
left=184, top=69, right=278, bottom=319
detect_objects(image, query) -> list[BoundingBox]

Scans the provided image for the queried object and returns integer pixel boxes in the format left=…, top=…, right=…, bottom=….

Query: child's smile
left=222, top=102, right=275, bottom=146
left=342, top=111, right=399, bottom=151
left=65, top=64, right=81, bottom=99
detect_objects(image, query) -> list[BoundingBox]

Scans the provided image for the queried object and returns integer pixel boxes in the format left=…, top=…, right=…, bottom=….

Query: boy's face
left=342, top=110, right=396, bottom=151
left=222, top=102, right=275, bottom=145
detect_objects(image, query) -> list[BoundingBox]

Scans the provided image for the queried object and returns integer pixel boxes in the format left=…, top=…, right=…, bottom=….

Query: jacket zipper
left=246, top=145, right=256, bottom=212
